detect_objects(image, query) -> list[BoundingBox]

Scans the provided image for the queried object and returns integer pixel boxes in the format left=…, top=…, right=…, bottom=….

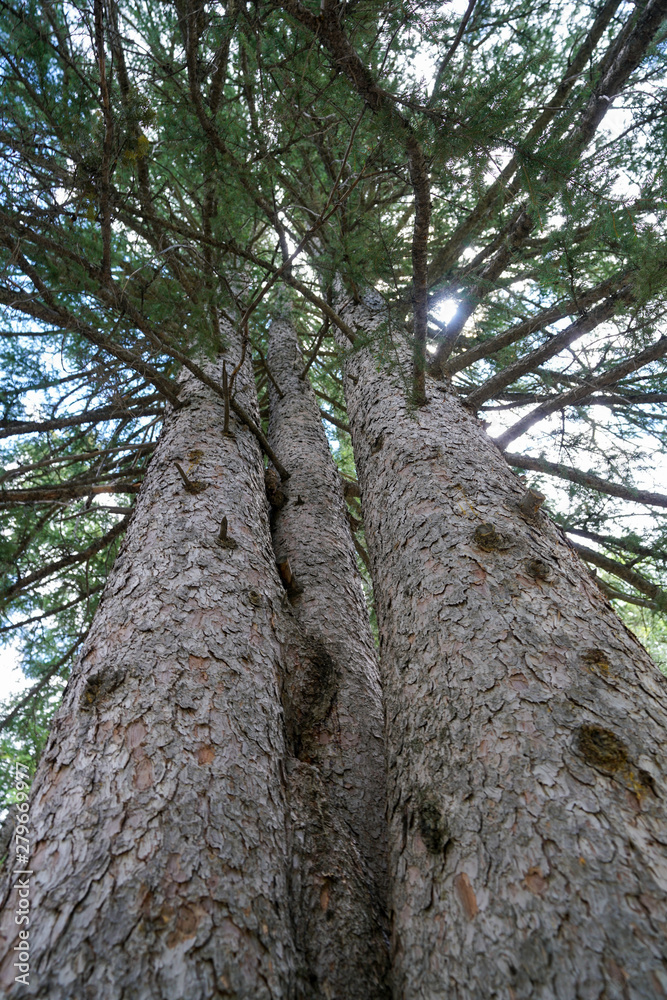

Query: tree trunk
left=0, top=347, right=300, bottom=999
left=266, top=317, right=390, bottom=998
left=338, top=295, right=667, bottom=1000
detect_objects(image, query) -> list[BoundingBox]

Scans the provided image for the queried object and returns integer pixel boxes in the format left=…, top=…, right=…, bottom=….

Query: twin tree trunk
left=1, top=307, right=667, bottom=998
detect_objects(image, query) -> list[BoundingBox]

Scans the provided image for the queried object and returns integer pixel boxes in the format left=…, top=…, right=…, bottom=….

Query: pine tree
left=1, top=0, right=667, bottom=995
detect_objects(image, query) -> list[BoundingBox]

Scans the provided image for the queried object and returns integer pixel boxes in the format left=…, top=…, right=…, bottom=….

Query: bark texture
left=266, top=318, right=390, bottom=998
left=0, top=346, right=299, bottom=999
left=338, top=294, right=667, bottom=1000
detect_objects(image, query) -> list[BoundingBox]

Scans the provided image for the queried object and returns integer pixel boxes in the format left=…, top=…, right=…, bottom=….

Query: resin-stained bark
left=339, top=296, right=667, bottom=1000
left=267, top=318, right=390, bottom=999
left=0, top=347, right=298, bottom=999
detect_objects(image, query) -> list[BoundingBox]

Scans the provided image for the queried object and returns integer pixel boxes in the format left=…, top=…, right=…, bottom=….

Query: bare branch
left=506, top=452, right=667, bottom=508
left=571, top=541, right=667, bottom=605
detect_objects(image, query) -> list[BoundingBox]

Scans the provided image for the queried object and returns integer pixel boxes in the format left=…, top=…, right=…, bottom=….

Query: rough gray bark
left=266, top=317, right=390, bottom=998
left=338, top=294, right=667, bottom=1000
left=0, top=345, right=300, bottom=999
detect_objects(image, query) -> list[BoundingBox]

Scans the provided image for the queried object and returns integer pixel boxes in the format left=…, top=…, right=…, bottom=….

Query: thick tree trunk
left=338, top=295, right=667, bottom=1000
left=266, top=317, right=390, bottom=998
left=0, top=347, right=300, bottom=998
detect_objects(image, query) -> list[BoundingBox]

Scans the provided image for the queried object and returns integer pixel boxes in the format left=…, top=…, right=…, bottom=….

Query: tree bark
left=337, top=294, right=667, bottom=1000
left=266, top=317, right=390, bottom=998
left=0, top=345, right=300, bottom=998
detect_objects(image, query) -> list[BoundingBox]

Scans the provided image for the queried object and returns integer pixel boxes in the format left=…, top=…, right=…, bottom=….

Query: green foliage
left=616, top=603, right=667, bottom=674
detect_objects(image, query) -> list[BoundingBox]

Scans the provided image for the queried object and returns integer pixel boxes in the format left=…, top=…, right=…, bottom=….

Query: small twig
left=174, top=461, right=208, bottom=494
left=301, top=318, right=329, bottom=378
left=217, top=515, right=237, bottom=549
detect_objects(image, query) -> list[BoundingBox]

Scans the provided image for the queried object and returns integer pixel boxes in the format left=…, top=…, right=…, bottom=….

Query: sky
left=0, top=644, right=29, bottom=704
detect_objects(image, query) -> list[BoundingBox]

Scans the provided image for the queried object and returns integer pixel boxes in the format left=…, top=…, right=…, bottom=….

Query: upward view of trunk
left=338, top=295, right=667, bottom=1000
left=266, top=317, right=390, bottom=998
left=0, top=344, right=300, bottom=999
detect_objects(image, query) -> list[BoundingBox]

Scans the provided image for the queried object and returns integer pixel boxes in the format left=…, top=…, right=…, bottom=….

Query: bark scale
left=0, top=345, right=300, bottom=998
left=266, top=317, right=390, bottom=998
left=338, top=294, right=667, bottom=1000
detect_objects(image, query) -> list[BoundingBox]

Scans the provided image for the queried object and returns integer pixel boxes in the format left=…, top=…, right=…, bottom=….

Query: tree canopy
left=2, top=0, right=667, bottom=796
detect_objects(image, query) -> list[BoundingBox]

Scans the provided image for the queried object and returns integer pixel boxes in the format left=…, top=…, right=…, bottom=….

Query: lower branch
left=505, top=452, right=667, bottom=509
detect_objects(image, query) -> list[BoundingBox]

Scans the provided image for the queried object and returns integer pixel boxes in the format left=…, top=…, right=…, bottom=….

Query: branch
left=1, top=515, right=130, bottom=601
left=464, top=287, right=631, bottom=410
left=301, top=318, right=329, bottom=378
left=505, top=452, right=667, bottom=508
left=429, top=0, right=478, bottom=104
left=1, top=442, right=155, bottom=485
left=596, top=578, right=663, bottom=611
left=571, top=541, right=667, bottom=605
left=426, top=0, right=624, bottom=286
left=430, top=0, right=667, bottom=365
left=446, top=271, right=627, bottom=376
left=278, top=0, right=430, bottom=402
left=319, top=408, right=350, bottom=434
left=0, top=481, right=141, bottom=506
left=482, top=389, right=667, bottom=409
left=495, top=333, right=667, bottom=449
left=0, top=587, right=104, bottom=634
left=564, top=525, right=667, bottom=563
left=0, top=282, right=181, bottom=406
left=0, top=400, right=162, bottom=440
left=0, top=633, right=86, bottom=733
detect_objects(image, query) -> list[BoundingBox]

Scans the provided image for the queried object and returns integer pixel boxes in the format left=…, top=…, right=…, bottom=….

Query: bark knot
left=418, top=798, right=450, bottom=855
left=576, top=724, right=628, bottom=773
left=80, top=668, right=124, bottom=710
left=525, top=558, right=553, bottom=582
left=474, top=523, right=512, bottom=551
left=370, top=430, right=384, bottom=455
left=581, top=648, right=611, bottom=674
left=576, top=724, right=658, bottom=798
